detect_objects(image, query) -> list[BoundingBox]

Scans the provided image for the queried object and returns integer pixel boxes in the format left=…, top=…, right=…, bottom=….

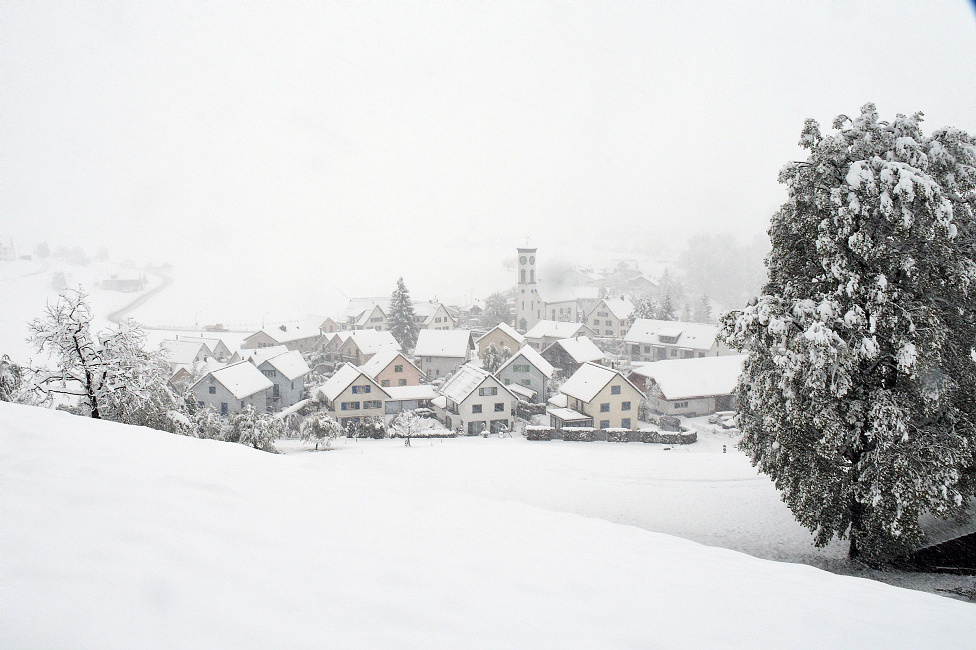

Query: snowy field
left=3, top=401, right=975, bottom=649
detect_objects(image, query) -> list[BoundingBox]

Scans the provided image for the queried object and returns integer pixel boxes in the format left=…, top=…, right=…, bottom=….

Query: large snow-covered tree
left=300, top=411, right=343, bottom=450
left=388, top=277, right=419, bottom=352
left=721, top=104, right=976, bottom=563
left=480, top=292, right=513, bottom=329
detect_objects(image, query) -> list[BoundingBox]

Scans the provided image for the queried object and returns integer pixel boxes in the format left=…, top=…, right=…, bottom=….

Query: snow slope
left=2, top=402, right=974, bottom=649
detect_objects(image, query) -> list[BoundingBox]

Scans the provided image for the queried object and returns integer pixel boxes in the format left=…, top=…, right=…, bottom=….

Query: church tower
left=515, top=247, right=541, bottom=332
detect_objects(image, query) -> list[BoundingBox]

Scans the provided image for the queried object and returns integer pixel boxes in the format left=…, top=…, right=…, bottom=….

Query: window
left=600, top=403, right=610, bottom=412
left=479, top=387, right=497, bottom=396
left=598, top=311, right=609, bottom=317
left=600, top=420, right=610, bottom=430
left=670, top=349, right=677, bottom=357
left=394, top=364, right=403, bottom=373
left=622, top=401, right=631, bottom=411
left=606, top=330, right=612, bottom=335
left=209, top=386, right=216, bottom=394
left=644, top=345, right=650, bottom=353
left=364, top=400, right=382, bottom=409
left=674, top=401, right=689, bottom=409
left=341, top=402, right=360, bottom=411
left=472, top=404, right=483, bottom=414
left=611, top=385, right=621, bottom=395
left=524, top=379, right=531, bottom=386
left=622, top=418, right=631, bottom=429
left=381, top=379, right=390, bottom=387
left=352, top=385, right=371, bottom=394
left=398, top=379, right=407, bottom=386
left=504, top=378, right=511, bottom=385
left=262, top=369, right=276, bottom=378
left=593, top=319, right=600, bottom=325
left=220, top=403, right=228, bottom=415
left=494, top=402, right=504, bottom=412
left=197, top=401, right=204, bottom=409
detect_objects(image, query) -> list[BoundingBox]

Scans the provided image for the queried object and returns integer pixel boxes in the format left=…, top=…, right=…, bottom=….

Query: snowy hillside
left=2, top=402, right=974, bottom=648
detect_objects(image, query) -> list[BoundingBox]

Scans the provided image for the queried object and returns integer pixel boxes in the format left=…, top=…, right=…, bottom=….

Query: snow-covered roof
left=431, top=395, right=448, bottom=409
left=548, top=393, right=568, bottom=408
left=343, top=298, right=387, bottom=321
left=592, top=297, right=635, bottom=321
left=559, top=362, right=642, bottom=403
left=624, top=319, right=720, bottom=351
left=384, top=385, right=437, bottom=401
left=412, top=301, right=454, bottom=325
left=524, top=320, right=590, bottom=340
left=538, top=284, right=599, bottom=305
left=263, top=350, right=311, bottom=381
left=161, top=340, right=213, bottom=365
left=202, top=361, right=273, bottom=400
left=630, top=355, right=746, bottom=401
left=548, top=407, right=592, bottom=422
left=347, top=330, right=401, bottom=355
left=316, top=364, right=387, bottom=402
left=497, top=345, right=554, bottom=379
left=414, top=330, right=473, bottom=358
left=476, top=322, right=525, bottom=346
left=360, top=346, right=414, bottom=378
left=247, top=322, right=321, bottom=345
left=545, top=337, right=605, bottom=365
left=439, top=364, right=514, bottom=404
left=237, top=345, right=290, bottom=365
left=507, top=383, right=536, bottom=400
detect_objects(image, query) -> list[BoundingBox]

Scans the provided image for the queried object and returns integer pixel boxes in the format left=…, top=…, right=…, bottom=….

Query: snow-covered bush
left=300, top=411, right=343, bottom=450
left=192, top=407, right=227, bottom=440
left=525, top=426, right=553, bottom=441
left=0, top=354, right=24, bottom=402
left=562, top=427, right=594, bottom=442
left=230, top=405, right=281, bottom=453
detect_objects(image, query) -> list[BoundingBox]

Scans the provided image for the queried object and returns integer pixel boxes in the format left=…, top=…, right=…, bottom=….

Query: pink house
left=360, top=346, right=423, bottom=388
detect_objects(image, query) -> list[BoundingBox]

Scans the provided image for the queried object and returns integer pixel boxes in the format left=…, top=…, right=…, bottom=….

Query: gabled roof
left=161, top=339, right=213, bottom=365
left=384, top=384, right=437, bottom=401
left=630, top=355, right=746, bottom=401
left=497, top=344, right=554, bottom=379
left=193, top=361, right=273, bottom=400
left=624, top=319, right=720, bottom=351
left=346, top=330, right=401, bottom=355
left=412, top=301, right=455, bottom=325
left=245, top=322, right=321, bottom=345
left=316, top=364, right=390, bottom=402
left=507, top=383, right=536, bottom=401
left=537, top=284, right=599, bottom=305
left=544, top=337, right=605, bottom=365
left=590, top=297, right=635, bottom=321
left=355, top=304, right=387, bottom=327
left=439, top=364, right=515, bottom=404
left=414, top=330, right=473, bottom=358
left=236, top=345, right=290, bottom=365
left=524, top=320, right=592, bottom=340
left=559, top=362, right=644, bottom=403
left=343, top=298, right=388, bottom=321
left=360, top=346, right=418, bottom=378
left=262, top=350, right=311, bottom=381
left=475, top=322, right=525, bottom=346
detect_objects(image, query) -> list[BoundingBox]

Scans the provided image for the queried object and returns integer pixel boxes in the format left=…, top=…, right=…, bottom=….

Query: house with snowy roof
left=341, top=298, right=388, bottom=331
left=412, top=301, right=456, bottom=330
left=475, top=322, right=524, bottom=360
left=583, top=297, right=635, bottom=339
left=319, top=317, right=342, bottom=335
left=315, top=364, right=390, bottom=429
left=361, top=346, right=423, bottom=388
left=414, top=330, right=475, bottom=380
left=169, top=358, right=225, bottom=391
left=624, top=319, right=731, bottom=363
left=191, top=361, right=274, bottom=416
left=495, top=345, right=554, bottom=403
left=242, top=321, right=321, bottom=354
left=382, top=384, right=438, bottom=425
left=515, top=247, right=602, bottom=331
left=254, top=349, right=310, bottom=411
left=336, top=330, right=401, bottom=366
left=161, top=339, right=215, bottom=372
left=629, top=354, right=746, bottom=417
left=524, top=320, right=597, bottom=352
left=551, top=362, right=644, bottom=431
left=540, top=336, right=607, bottom=377
left=194, top=336, right=232, bottom=361
left=229, top=345, right=290, bottom=365
left=432, top=364, right=517, bottom=435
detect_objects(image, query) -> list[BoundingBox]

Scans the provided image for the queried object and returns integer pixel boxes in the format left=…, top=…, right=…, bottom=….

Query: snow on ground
left=3, top=401, right=975, bottom=649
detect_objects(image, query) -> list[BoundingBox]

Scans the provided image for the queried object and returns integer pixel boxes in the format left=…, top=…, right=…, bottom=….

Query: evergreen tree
left=634, top=296, right=660, bottom=320
left=658, top=294, right=677, bottom=321
left=721, top=104, right=976, bottom=563
left=480, top=292, right=513, bottom=329
left=388, top=277, right=419, bottom=352
left=693, top=295, right=713, bottom=324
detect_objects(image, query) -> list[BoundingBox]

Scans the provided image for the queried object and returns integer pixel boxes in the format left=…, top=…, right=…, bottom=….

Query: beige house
left=361, top=346, right=423, bottom=388
left=524, top=320, right=597, bottom=351
left=583, top=297, right=635, bottom=339
left=552, top=362, right=644, bottom=430
left=315, top=364, right=390, bottom=429
left=242, top=322, right=321, bottom=354
left=319, top=317, right=341, bottom=335
left=342, top=298, right=389, bottom=331
left=475, top=322, right=525, bottom=360
left=414, top=329, right=475, bottom=380
left=629, top=355, right=746, bottom=417
left=336, top=330, right=401, bottom=366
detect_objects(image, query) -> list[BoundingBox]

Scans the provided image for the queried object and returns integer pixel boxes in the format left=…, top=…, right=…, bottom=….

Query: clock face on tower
left=520, top=256, right=527, bottom=264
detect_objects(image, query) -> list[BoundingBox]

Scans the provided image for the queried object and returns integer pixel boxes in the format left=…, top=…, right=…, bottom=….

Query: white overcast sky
left=2, top=1, right=975, bottom=314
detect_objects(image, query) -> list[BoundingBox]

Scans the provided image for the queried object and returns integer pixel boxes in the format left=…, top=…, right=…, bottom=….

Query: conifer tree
left=388, top=277, right=419, bottom=352
left=721, top=104, right=976, bottom=563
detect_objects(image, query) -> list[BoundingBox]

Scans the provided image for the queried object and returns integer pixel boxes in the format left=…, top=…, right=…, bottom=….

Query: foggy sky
left=2, top=1, right=975, bottom=312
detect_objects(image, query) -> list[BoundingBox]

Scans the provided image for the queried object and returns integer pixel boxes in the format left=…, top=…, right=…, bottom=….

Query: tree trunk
left=848, top=494, right=864, bottom=560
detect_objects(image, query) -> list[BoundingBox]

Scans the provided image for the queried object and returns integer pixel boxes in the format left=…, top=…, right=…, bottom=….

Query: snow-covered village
left=3, top=3, right=976, bottom=648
